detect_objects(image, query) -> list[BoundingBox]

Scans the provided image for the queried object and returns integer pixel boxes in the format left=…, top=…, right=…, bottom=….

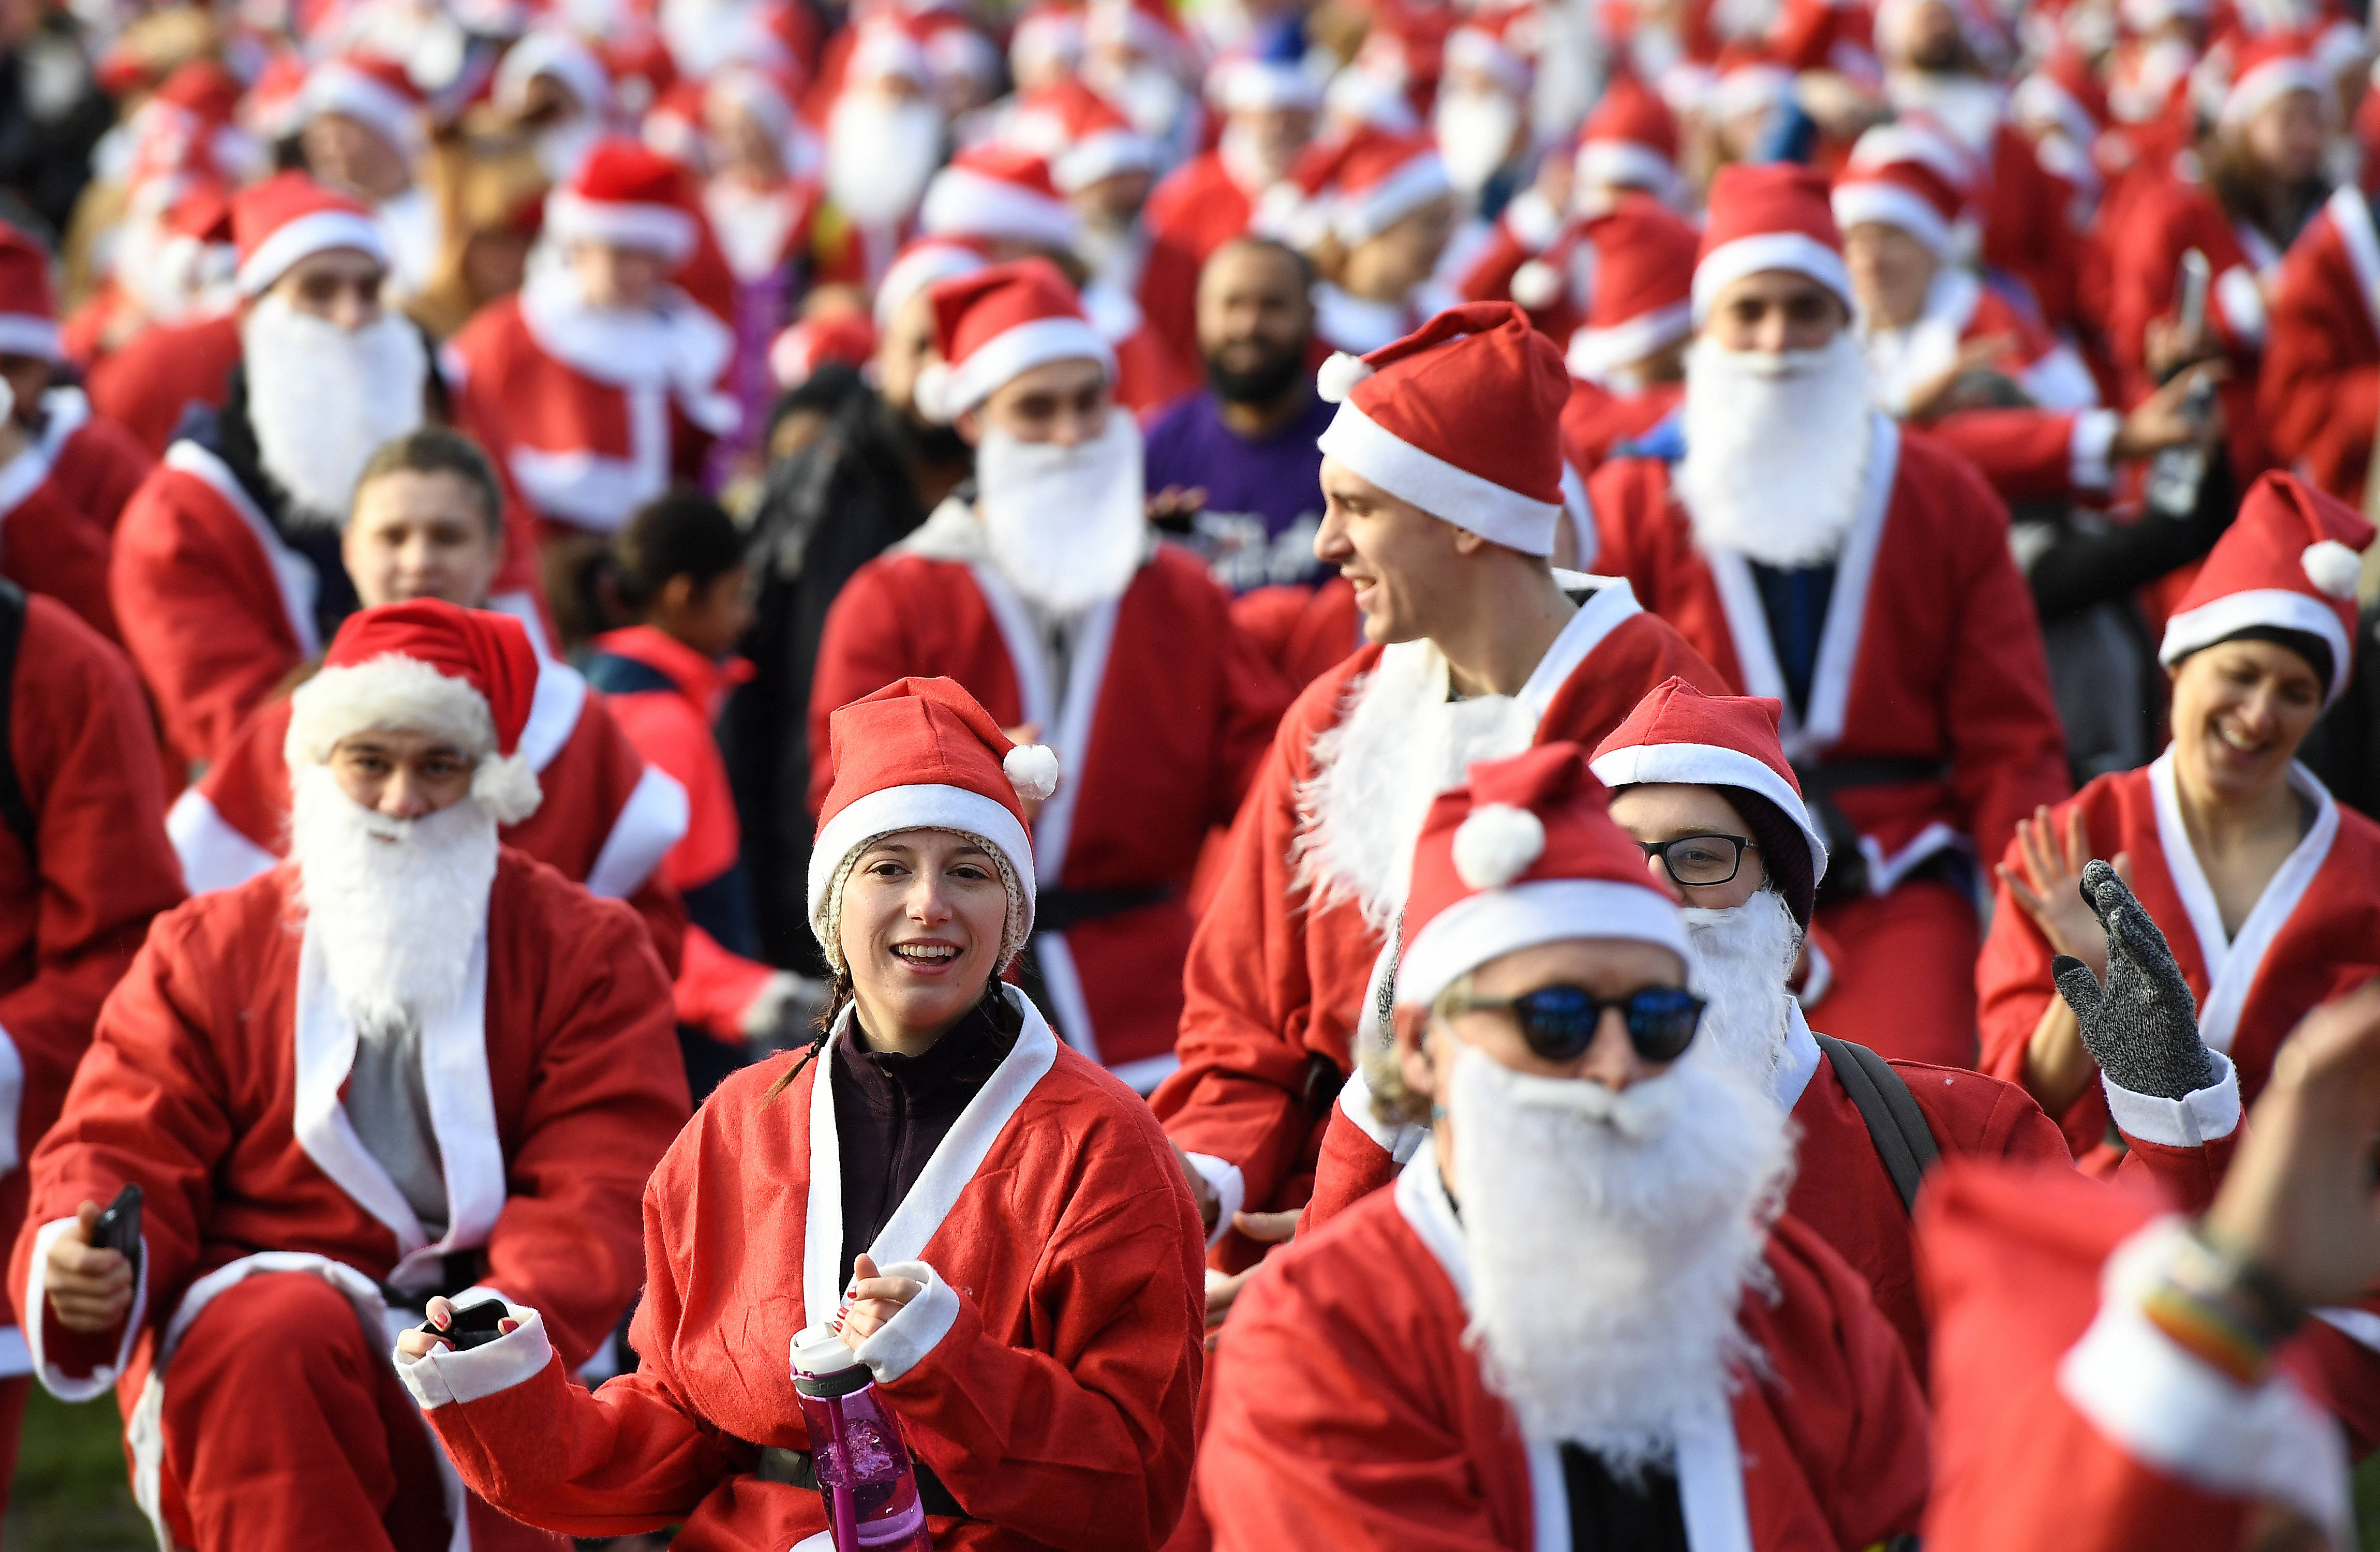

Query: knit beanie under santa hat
left=809, top=676, right=1061, bottom=974
left=285, top=600, right=544, bottom=824
left=1396, top=742, right=1690, bottom=1010
left=1589, top=677, right=1829, bottom=927
left=2160, top=470, right=2375, bottom=706
left=1315, top=300, right=1571, bottom=556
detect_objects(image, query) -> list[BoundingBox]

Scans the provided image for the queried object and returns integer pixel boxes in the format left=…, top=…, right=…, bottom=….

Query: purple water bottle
left=790, top=1325, right=933, bottom=1551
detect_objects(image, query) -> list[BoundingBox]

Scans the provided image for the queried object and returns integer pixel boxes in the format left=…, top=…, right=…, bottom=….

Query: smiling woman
left=1977, top=472, right=2380, bottom=1160
left=390, top=676, right=1208, bottom=1551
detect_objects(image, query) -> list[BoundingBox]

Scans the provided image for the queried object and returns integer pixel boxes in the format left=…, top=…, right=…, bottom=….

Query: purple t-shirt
left=1142, top=388, right=1337, bottom=591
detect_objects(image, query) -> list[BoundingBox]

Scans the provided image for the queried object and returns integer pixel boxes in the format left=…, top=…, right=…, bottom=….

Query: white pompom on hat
left=2159, top=470, right=2376, bottom=707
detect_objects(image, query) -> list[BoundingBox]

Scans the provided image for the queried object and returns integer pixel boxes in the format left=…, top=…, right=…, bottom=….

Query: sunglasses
left=1441, top=983, right=1706, bottom=1065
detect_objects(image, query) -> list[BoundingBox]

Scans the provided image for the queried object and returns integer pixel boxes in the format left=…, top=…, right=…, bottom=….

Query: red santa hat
left=1443, top=9, right=1539, bottom=96
left=495, top=28, right=614, bottom=118
left=917, top=256, right=1112, bottom=420
left=844, top=17, right=934, bottom=87
left=918, top=143, right=1081, bottom=253
left=1212, top=52, right=1323, bottom=113
left=2159, top=471, right=2375, bottom=706
left=1315, top=301, right=1569, bottom=556
left=1288, top=127, right=1450, bottom=247
left=874, top=236, right=990, bottom=329
left=1708, top=58, right=1792, bottom=125
left=304, top=53, right=428, bottom=159
left=707, top=64, right=807, bottom=155
left=1693, top=162, right=1852, bottom=323
left=1323, top=65, right=1421, bottom=133
left=285, top=600, right=544, bottom=825
left=1007, top=80, right=1160, bottom=193
left=1396, top=742, right=1690, bottom=1009
left=1010, top=3, right=1087, bottom=81
left=807, top=675, right=1061, bottom=971
left=244, top=52, right=315, bottom=146
left=545, top=139, right=701, bottom=263
left=2012, top=49, right=2108, bottom=151
left=1588, top=677, right=1829, bottom=925
left=2218, top=33, right=2326, bottom=130
left=1087, top=0, right=1194, bottom=70
left=1830, top=122, right=1972, bottom=258
left=1559, top=197, right=1700, bottom=382
left=1574, top=71, right=1679, bottom=199
left=769, top=310, right=877, bottom=386
left=232, top=171, right=389, bottom=298
left=0, top=225, right=58, bottom=363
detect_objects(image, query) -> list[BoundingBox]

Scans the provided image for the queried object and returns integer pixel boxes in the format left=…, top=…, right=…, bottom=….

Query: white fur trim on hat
left=237, top=209, right=389, bottom=297
left=1004, top=743, right=1060, bottom=801
left=1589, top=742, right=1829, bottom=888
left=1690, top=231, right=1853, bottom=324
left=1399, top=877, right=1691, bottom=1008
left=1051, top=130, right=1159, bottom=193
left=1829, top=181, right=1952, bottom=258
left=1315, top=350, right=1375, bottom=402
left=919, top=167, right=1081, bottom=251
left=939, top=315, right=1114, bottom=417
left=1564, top=301, right=1693, bottom=382
left=1334, top=151, right=1452, bottom=246
left=544, top=190, right=697, bottom=263
left=305, top=63, right=425, bottom=159
left=1316, top=398, right=1561, bottom=555
left=284, top=655, right=544, bottom=825
left=1575, top=140, right=1677, bottom=198
left=2303, top=540, right=2362, bottom=601
left=0, top=314, right=61, bottom=363
left=806, top=782, right=1039, bottom=948
left=2159, top=587, right=2354, bottom=706
left=1452, top=804, right=1545, bottom=888
left=2221, top=57, right=2326, bottom=131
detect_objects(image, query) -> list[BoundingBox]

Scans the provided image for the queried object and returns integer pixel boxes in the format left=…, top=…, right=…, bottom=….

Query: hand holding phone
left=90, top=1184, right=141, bottom=1271
left=417, top=1297, right=511, bottom=1352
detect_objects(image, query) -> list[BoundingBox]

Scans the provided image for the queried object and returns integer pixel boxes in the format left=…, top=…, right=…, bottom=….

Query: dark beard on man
left=1206, top=339, right=1306, bottom=408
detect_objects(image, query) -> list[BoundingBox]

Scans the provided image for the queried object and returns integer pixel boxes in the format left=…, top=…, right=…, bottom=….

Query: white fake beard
left=242, top=293, right=428, bottom=527
left=1449, top=1041, right=1794, bottom=1471
left=1678, top=333, right=1875, bottom=569
left=1683, top=890, right=1804, bottom=1092
left=1433, top=89, right=1521, bottom=195
left=825, top=94, right=945, bottom=228
left=976, top=411, right=1148, bottom=615
left=290, top=763, right=499, bottom=1039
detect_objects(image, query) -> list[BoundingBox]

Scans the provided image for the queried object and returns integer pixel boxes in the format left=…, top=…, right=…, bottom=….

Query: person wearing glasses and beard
left=1199, top=741, right=1930, bottom=1548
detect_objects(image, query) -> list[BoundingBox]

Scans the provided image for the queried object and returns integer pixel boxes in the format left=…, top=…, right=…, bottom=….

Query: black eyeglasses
left=1638, top=834, right=1759, bottom=888
left=1441, top=983, right=1706, bottom=1065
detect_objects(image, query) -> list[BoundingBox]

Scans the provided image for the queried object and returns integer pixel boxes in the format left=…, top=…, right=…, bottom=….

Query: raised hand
left=1998, top=805, right=2130, bottom=977
left=2051, top=859, right=2213, bottom=1101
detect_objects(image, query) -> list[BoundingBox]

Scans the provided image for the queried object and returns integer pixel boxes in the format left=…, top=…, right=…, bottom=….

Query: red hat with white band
left=1006, top=81, right=1159, bottom=194
left=1692, top=162, right=1852, bottom=323
left=1290, top=127, right=1450, bottom=247
left=874, top=236, right=989, bottom=330
left=1831, top=121, right=1972, bottom=259
left=0, top=225, right=60, bottom=363
left=2219, top=34, right=2326, bottom=132
left=1574, top=71, right=1679, bottom=199
left=919, top=143, right=1081, bottom=253
left=1315, top=301, right=1570, bottom=556
left=916, top=256, right=1113, bottom=420
left=545, top=139, right=702, bottom=263
left=231, top=171, right=389, bottom=297
left=2159, top=471, right=2375, bottom=706
left=303, top=53, right=427, bottom=159
left=1444, top=9, right=1538, bottom=96
left=1396, top=742, right=1689, bottom=1010
left=808, top=676, right=1060, bottom=972
left=1561, top=198, right=1699, bottom=383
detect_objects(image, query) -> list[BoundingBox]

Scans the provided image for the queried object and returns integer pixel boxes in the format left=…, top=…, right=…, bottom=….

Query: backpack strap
left=0, top=579, right=33, bottom=864
left=1812, top=1030, right=1940, bottom=1214
left=582, top=650, right=680, bottom=698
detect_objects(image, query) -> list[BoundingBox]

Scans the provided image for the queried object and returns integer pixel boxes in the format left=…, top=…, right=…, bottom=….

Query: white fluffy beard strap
left=1293, top=644, right=1538, bottom=929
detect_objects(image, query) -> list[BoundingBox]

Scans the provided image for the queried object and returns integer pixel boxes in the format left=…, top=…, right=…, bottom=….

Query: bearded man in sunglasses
left=1199, top=741, right=1930, bottom=1548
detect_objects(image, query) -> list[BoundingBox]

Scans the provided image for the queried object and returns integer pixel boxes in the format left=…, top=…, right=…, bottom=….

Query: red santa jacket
left=1150, top=580, right=1724, bottom=1245
left=810, top=514, right=1291, bottom=1087
left=2260, top=184, right=2380, bottom=502
left=1920, top=1161, right=2352, bottom=1552
left=398, top=992, right=1205, bottom=1551
left=1977, top=755, right=2380, bottom=1158
left=1227, top=576, right=1363, bottom=695
left=0, top=427, right=118, bottom=645
left=82, top=312, right=240, bottom=457
left=1451, top=190, right=1585, bottom=348
left=1199, top=1147, right=1931, bottom=1551
left=1560, top=378, right=1682, bottom=475
left=0, top=594, right=184, bottom=1340
left=1139, top=151, right=1256, bottom=362
left=445, top=273, right=739, bottom=542
left=9, top=850, right=688, bottom=1452
left=1589, top=416, right=2071, bottom=892
left=38, top=386, right=154, bottom=533
left=166, top=656, right=690, bottom=973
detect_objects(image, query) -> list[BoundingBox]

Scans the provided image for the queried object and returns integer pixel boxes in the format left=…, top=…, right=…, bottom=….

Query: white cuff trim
left=2070, top=407, right=2118, bottom=491
left=25, top=1216, right=146, bottom=1402
left=2058, top=1219, right=2352, bottom=1541
left=855, top=1260, right=960, bottom=1385
left=1184, top=1153, right=1245, bottom=1250
left=2102, top=1050, right=2241, bottom=1150
left=395, top=1304, right=553, bottom=1409
left=1334, top=1064, right=1429, bottom=1163
left=2315, top=1305, right=2380, bottom=1353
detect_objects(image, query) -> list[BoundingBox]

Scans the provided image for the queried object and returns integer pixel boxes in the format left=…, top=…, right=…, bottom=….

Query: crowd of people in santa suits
left=0, top=0, right=2378, bottom=1544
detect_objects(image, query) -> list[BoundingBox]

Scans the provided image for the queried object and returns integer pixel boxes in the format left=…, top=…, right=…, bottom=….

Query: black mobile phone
left=418, top=1297, right=509, bottom=1352
left=90, top=1184, right=141, bottom=1268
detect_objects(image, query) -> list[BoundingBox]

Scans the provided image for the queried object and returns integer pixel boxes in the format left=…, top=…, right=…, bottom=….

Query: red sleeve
left=673, top=923, right=775, bottom=1042
left=2258, top=230, right=2380, bottom=502
left=1207, top=581, right=1296, bottom=825
left=0, top=477, right=120, bottom=644
left=602, top=689, right=740, bottom=892
left=60, top=414, right=157, bottom=532
left=1923, top=407, right=2089, bottom=505
left=1298, top=1103, right=1399, bottom=1232
left=1974, top=817, right=2110, bottom=1157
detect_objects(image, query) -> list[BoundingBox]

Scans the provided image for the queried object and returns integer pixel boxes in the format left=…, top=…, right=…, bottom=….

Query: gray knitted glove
left=2051, top=859, right=2216, bottom=1101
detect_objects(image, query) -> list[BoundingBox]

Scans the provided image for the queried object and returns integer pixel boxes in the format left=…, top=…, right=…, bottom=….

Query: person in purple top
left=1143, top=237, right=1336, bottom=591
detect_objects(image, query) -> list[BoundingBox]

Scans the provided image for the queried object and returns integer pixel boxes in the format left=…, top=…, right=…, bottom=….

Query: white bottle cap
left=790, top=1323, right=864, bottom=1379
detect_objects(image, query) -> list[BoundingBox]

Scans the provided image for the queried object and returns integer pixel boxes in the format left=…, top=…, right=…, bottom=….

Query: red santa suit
left=9, top=604, right=689, bottom=1552
left=82, top=311, right=242, bottom=457
left=2259, top=182, right=2380, bottom=502
left=0, top=592, right=183, bottom=1506
left=1200, top=1149, right=1932, bottom=1550
left=1920, top=1161, right=2353, bottom=1552
left=1285, top=129, right=1461, bottom=357
left=165, top=651, right=691, bottom=972
left=1885, top=72, right=2086, bottom=331
left=392, top=678, right=1204, bottom=1551
left=1152, top=303, right=1724, bottom=1247
left=1550, top=197, right=1699, bottom=474
left=38, top=386, right=155, bottom=534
